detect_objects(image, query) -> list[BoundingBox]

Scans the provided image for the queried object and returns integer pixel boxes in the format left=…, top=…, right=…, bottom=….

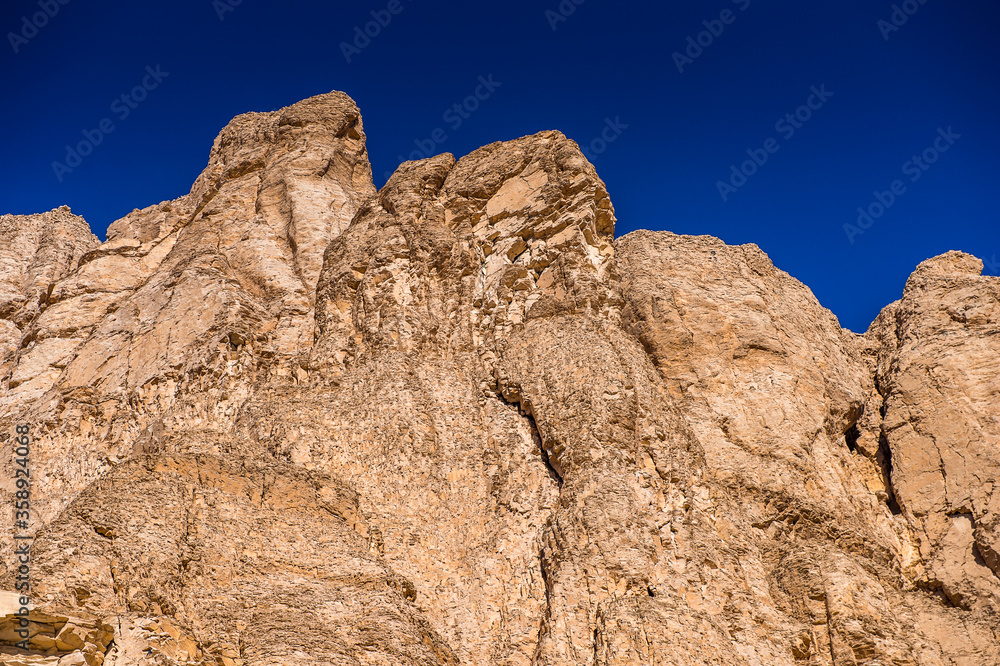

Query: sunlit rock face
left=1, top=91, right=997, bottom=666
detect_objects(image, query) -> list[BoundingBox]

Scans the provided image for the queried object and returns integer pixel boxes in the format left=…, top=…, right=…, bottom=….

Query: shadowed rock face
left=1, top=91, right=997, bottom=665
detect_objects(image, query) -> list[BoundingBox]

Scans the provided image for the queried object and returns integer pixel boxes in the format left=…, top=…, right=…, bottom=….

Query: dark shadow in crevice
left=495, top=389, right=563, bottom=487
left=973, top=542, right=989, bottom=568
left=523, top=406, right=563, bottom=487
left=845, top=424, right=860, bottom=454
left=877, top=434, right=902, bottom=515
left=971, top=532, right=1000, bottom=581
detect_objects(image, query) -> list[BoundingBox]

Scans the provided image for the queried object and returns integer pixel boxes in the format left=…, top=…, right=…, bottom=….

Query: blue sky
left=1, top=0, right=997, bottom=332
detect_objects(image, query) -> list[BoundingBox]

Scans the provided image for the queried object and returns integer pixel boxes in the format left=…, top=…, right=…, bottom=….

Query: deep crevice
left=524, top=408, right=563, bottom=487
left=845, top=424, right=860, bottom=454
left=876, top=434, right=902, bottom=515
left=495, top=388, right=563, bottom=487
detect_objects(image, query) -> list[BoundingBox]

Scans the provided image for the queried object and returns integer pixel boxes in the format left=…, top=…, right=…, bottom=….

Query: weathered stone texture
left=0, top=91, right=996, bottom=665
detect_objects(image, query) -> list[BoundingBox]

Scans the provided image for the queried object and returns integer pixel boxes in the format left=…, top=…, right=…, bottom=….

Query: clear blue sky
left=2, top=0, right=997, bottom=332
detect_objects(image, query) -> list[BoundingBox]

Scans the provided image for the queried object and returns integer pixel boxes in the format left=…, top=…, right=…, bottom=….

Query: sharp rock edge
left=1, top=91, right=998, bottom=665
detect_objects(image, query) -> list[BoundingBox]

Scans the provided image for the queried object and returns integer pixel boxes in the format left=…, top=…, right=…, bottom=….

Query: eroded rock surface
left=0, top=91, right=997, bottom=665
left=861, top=252, right=1000, bottom=650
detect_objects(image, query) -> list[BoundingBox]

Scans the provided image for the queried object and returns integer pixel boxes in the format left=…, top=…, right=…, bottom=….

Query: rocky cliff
left=0, top=91, right=997, bottom=665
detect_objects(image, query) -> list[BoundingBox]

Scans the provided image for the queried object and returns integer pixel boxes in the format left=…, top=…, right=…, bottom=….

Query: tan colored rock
left=1, top=90, right=998, bottom=664
left=0, top=207, right=99, bottom=402
left=1, top=91, right=375, bottom=532
left=862, top=251, right=1000, bottom=641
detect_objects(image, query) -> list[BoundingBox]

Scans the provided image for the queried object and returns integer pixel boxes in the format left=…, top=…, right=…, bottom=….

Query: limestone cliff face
left=0, top=91, right=997, bottom=665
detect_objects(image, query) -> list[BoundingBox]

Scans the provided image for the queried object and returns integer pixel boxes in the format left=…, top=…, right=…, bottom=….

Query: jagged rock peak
left=1, top=90, right=998, bottom=665
left=0, top=206, right=99, bottom=325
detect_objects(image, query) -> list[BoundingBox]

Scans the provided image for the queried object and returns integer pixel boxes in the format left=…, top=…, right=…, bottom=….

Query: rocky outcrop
left=1, top=91, right=374, bottom=531
left=0, top=610, right=113, bottom=666
left=0, top=207, right=99, bottom=401
left=0, top=90, right=997, bottom=665
left=861, top=252, right=1000, bottom=649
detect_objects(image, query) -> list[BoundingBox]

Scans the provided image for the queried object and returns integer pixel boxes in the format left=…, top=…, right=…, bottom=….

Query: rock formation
left=0, top=91, right=997, bottom=665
